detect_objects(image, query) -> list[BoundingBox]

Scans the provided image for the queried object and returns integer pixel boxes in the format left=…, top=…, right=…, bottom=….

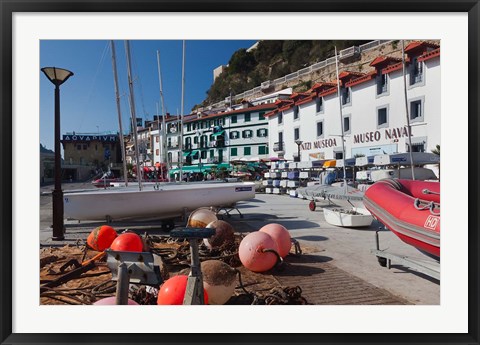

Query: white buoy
left=201, top=260, right=237, bottom=305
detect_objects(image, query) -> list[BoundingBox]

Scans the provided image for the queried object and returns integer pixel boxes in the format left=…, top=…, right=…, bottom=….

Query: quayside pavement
left=39, top=181, right=440, bottom=305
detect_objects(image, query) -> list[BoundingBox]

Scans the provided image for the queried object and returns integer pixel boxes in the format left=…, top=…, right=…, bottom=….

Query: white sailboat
left=63, top=181, right=255, bottom=222
left=63, top=40, right=255, bottom=222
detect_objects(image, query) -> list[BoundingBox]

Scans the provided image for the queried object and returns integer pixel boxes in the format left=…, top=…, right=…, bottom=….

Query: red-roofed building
left=264, top=40, right=440, bottom=171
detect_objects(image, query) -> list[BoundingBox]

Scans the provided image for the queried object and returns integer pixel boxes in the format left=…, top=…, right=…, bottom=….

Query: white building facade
left=266, top=41, right=440, bottom=166
left=182, top=102, right=277, bottom=166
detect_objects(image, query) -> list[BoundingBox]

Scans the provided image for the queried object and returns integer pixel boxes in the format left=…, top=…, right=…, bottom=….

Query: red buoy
left=238, top=232, right=279, bottom=272
left=259, top=223, right=291, bottom=258
left=110, top=232, right=144, bottom=252
left=157, top=275, right=208, bottom=305
left=87, top=225, right=118, bottom=251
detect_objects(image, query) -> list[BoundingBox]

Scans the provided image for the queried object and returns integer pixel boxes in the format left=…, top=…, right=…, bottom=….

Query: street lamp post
left=41, top=67, right=74, bottom=240
left=295, top=139, right=303, bottom=162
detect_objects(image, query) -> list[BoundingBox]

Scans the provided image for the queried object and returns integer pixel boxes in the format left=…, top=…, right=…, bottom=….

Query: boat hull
left=64, top=181, right=255, bottom=221
left=364, top=179, right=440, bottom=259
left=323, top=207, right=373, bottom=227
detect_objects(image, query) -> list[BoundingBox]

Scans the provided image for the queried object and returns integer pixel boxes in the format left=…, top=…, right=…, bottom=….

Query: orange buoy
left=93, top=296, right=138, bottom=305
left=157, top=275, right=209, bottom=305
left=203, top=220, right=235, bottom=250
left=259, top=223, right=291, bottom=258
left=201, top=260, right=237, bottom=305
left=187, top=208, right=218, bottom=228
left=110, top=232, right=144, bottom=252
left=238, top=232, right=279, bottom=272
left=87, top=225, right=118, bottom=251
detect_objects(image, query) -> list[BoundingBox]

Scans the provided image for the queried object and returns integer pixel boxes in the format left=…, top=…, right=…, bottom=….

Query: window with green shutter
left=242, top=130, right=253, bottom=138
left=231, top=115, right=237, bottom=123
left=244, top=113, right=251, bottom=122
left=231, top=147, right=238, bottom=156
left=230, top=131, right=239, bottom=139
left=257, top=128, right=268, bottom=137
left=258, top=146, right=267, bottom=155
left=244, top=147, right=251, bottom=155
left=259, top=111, right=265, bottom=120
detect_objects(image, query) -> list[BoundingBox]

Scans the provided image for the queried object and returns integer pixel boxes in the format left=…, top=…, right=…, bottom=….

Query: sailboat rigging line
left=334, top=46, right=348, bottom=189
left=125, top=40, right=143, bottom=191
left=130, top=45, right=150, bottom=121
left=179, top=40, right=186, bottom=180
left=110, top=40, right=129, bottom=187
left=156, top=50, right=170, bottom=182
left=78, top=41, right=110, bottom=132
left=402, top=40, right=416, bottom=180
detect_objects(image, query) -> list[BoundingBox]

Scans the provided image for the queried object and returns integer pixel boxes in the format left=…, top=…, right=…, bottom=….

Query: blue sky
left=40, top=39, right=257, bottom=151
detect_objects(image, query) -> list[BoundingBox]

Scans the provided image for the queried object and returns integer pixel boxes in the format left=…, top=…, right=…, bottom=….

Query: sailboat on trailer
left=63, top=40, right=255, bottom=223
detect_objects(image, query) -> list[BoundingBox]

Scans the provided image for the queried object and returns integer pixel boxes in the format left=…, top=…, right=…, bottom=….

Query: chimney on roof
left=241, top=99, right=252, bottom=109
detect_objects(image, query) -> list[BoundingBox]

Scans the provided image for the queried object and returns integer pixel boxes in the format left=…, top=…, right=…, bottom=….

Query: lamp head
left=41, top=67, right=74, bottom=86
left=295, top=140, right=303, bottom=146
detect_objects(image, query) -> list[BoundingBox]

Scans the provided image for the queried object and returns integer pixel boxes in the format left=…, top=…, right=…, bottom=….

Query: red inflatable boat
left=364, top=179, right=440, bottom=259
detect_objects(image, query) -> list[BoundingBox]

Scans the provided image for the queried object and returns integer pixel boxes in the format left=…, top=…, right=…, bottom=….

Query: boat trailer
left=371, top=230, right=440, bottom=281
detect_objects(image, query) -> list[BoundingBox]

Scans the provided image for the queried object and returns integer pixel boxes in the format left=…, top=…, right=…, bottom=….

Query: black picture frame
left=1, top=1, right=479, bottom=344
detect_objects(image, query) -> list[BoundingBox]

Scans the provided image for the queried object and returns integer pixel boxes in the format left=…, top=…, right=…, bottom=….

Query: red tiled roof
left=319, top=87, right=338, bottom=97
left=183, top=103, right=276, bottom=123
left=290, top=92, right=310, bottom=101
left=264, top=109, right=278, bottom=118
left=338, top=71, right=364, bottom=80
left=405, top=41, right=440, bottom=53
left=418, top=48, right=440, bottom=62
left=296, top=94, right=316, bottom=106
left=381, top=62, right=403, bottom=74
left=370, top=56, right=402, bottom=67
left=311, top=82, right=337, bottom=93
left=345, top=71, right=376, bottom=87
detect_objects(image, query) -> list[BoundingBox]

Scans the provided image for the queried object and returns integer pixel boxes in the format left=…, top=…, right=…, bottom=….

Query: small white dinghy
left=323, top=207, right=373, bottom=228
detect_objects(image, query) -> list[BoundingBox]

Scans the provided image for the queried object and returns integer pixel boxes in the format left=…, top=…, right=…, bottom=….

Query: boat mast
left=110, top=40, right=129, bottom=187
left=179, top=40, right=186, bottom=181
left=402, top=40, right=416, bottom=180
left=156, top=50, right=169, bottom=181
left=155, top=102, right=163, bottom=181
left=334, top=46, right=348, bottom=187
left=125, top=40, right=143, bottom=191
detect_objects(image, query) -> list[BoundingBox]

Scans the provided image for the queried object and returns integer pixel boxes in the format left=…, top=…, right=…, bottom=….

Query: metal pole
left=156, top=50, right=169, bottom=182
left=402, top=40, right=416, bottom=180
left=179, top=40, right=186, bottom=180
left=52, top=84, right=64, bottom=240
left=125, top=40, right=143, bottom=191
left=183, top=238, right=205, bottom=305
left=115, top=262, right=129, bottom=305
left=110, top=40, right=128, bottom=187
left=334, top=47, right=348, bottom=187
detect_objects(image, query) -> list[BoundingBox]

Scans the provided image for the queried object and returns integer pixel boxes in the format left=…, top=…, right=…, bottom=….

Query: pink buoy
left=93, top=296, right=138, bottom=305
left=239, top=232, right=279, bottom=272
left=259, top=223, right=291, bottom=258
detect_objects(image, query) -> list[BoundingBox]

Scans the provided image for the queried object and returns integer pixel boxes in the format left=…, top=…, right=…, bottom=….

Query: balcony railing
left=273, top=142, right=284, bottom=152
